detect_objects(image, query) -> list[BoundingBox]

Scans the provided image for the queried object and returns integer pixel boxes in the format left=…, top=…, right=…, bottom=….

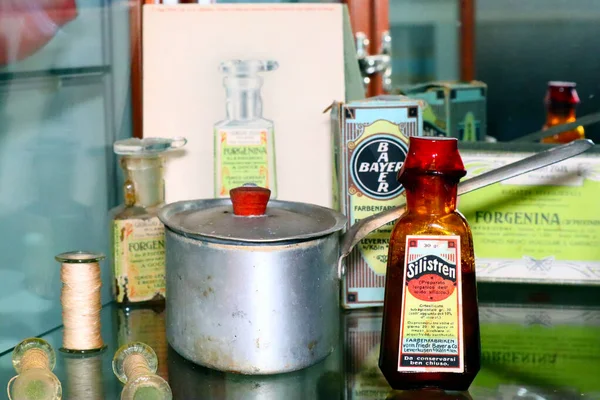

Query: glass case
left=1, top=1, right=600, bottom=399
left=0, top=0, right=131, bottom=352
left=1, top=285, right=600, bottom=398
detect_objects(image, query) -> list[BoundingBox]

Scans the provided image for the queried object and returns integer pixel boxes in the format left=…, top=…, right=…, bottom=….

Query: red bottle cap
left=230, top=185, right=271, bottom=216
left=546, top=81, right=580, bottom=105
left=398, top=136, right=466, bottom=180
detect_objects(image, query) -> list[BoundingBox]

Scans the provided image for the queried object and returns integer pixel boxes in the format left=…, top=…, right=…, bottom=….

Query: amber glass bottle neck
left=546, top=103, right=577, bottom=126
left=404, top=173, right=458, bottom=215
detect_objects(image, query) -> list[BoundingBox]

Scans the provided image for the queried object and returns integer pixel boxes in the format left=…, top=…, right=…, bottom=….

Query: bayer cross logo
left=350, top=135, right=408, bottom=199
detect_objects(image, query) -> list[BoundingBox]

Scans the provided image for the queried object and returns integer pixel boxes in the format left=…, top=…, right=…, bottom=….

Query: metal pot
left=159, top=185, right=346, bottom=374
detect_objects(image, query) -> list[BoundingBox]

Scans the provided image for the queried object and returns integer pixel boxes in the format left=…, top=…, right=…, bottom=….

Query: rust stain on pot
left=202, top=287, right=215, bottom=297
left=308, top=340, right=318, bottom=351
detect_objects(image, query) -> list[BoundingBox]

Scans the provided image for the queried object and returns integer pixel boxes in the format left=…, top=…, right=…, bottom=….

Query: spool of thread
left=7, top=337, right=62, bottom=400
left=55, top=251, right=106, bottom=354
left=113, top=342, right=172, bottom=400
left=64, top=355, right=105, bottom=400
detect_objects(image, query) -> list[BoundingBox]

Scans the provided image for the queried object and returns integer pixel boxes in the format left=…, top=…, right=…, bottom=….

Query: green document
left=459, top=150, right=600, bottom=284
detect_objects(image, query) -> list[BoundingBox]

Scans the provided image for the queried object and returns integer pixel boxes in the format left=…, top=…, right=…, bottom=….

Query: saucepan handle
left=337, top=139, right=595, bottom=279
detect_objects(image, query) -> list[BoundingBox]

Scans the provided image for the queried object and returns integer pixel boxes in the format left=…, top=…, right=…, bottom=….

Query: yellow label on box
left=113, top=217, right=166, bottom=303
left=398, top=235, right=463, bottom=372
left=349, top=121, right=409, bottom=274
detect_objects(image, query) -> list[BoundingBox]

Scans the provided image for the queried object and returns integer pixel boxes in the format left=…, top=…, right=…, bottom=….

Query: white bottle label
left=113, top=217, right=166, bottom=303
left=397, top=235, right=464, bottom=373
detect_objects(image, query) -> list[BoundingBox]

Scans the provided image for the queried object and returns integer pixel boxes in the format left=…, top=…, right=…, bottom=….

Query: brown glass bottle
left=379, top=136, right=480, bottom=391
left=540, top=81, right=584, bottom=144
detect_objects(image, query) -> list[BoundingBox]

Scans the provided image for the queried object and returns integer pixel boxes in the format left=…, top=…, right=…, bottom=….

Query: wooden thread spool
left=112, top=342, right=172, bottom=400
left=8, top=338, right=62, bottom=400
left=55, top=251, right=106, bottom=354
left=64, top=355, right=105, bottom=400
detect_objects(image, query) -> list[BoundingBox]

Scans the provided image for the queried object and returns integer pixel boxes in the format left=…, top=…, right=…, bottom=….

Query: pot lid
left=158, top=185, right=346, bottom=243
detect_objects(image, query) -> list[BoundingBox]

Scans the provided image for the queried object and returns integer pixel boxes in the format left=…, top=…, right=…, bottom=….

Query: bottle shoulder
left=214, top=119, right=273, bottom=130
left=392, top=211, right=472, bottom=238
left=110, top=204, right=161, bottom=221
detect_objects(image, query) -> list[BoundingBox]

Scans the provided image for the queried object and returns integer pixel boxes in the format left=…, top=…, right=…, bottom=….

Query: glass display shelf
left=0, top=66, right=111, bottom=91
left=1, top=283, right=600, bottom=399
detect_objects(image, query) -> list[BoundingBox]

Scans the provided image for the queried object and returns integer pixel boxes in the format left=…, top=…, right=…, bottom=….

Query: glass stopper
left=219, top=59, right=279, bottom=76
left=114, top=137, right=187, bottom=156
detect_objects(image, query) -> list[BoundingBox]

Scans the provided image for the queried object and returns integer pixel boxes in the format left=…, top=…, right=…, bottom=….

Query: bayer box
left=330, top=95, right=425, bottom=309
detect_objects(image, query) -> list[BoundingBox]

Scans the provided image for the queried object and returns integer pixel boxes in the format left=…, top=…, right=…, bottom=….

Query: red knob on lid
left=230, top=185, right=271, bottom=216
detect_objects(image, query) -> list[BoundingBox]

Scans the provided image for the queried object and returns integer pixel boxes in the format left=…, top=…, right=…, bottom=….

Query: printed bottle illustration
left=111, top=137, right=186, bottom=306
left=379, top=136, right=480, bottom=391
left=214, top=59, right=278, bottom=198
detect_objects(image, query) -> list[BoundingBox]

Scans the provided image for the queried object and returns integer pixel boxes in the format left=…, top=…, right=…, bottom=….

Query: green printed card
left=460, top=149, right=600, bottom=284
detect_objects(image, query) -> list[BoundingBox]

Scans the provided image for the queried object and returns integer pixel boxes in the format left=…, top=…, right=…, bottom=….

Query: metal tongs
left=338, top=139, right=595, bottom=276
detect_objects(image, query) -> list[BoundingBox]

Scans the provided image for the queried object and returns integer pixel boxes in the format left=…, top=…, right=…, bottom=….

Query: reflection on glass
left=113, top=342, right=172, bottom=400
left=116, top=305, right=168, bottom=380
left=20, top=136, right=98, bottom=299
left=0, top=0, right=78, bottom=67
left=210, top=0, right=341, bottom=2
left=0, top=0, right=129, bottom=353
left=476, top=0, right=600, bottom=141
left=475, top=305, right=600, bottom=398
left=389, top=0, right=459, bottom=86
left=64, top=354, right=105, bottom=400
left=0, top=93, right=110, bottom=349
left=540, top=81, right=585, bottom=144
left=344, top=310, right=390, bottom=399
left=343, top=304, right=600, bottom=399
left=386, top=390, right=472, bottom=400
left=3, top=300, right=600, bottom=398
left=167, top=345, right=343, bottom=400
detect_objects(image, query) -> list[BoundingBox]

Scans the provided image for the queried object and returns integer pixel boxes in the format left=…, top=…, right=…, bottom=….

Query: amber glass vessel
left=379, top=136, right=480, bottom=391
left=540, top=81, right=584, bottom=144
